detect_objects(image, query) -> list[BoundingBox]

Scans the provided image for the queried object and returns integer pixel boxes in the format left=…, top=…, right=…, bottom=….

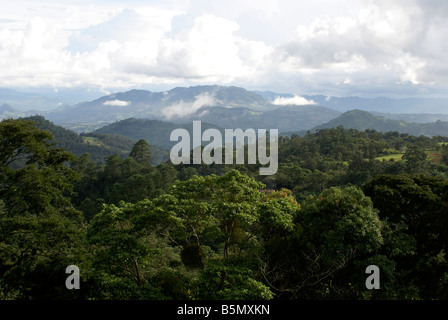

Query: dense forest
left=1, top=117, right=448, bottom=300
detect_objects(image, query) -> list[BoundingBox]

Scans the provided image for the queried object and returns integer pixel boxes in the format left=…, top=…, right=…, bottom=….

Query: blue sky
left=1, top=0, right=448, bottom=99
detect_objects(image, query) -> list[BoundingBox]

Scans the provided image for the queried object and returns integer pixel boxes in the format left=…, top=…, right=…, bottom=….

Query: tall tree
left=0, top=119, right=87, bottom=299
left=129, top=139, right=151, bottom=166
left=362, top=174, right=448, bottom=299
left=402, top=145, right=428, bottom=173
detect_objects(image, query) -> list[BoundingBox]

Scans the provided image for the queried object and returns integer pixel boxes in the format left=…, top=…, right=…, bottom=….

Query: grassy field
left=375, top=149, right=443, bottom=164
left=82, top=136, right=103, bottom=146
left=426, top=150, right=443, bottom=163
left=375, top=153, right=404, bottom=161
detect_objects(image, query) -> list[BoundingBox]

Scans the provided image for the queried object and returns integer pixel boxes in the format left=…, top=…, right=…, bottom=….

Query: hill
left=17, top=116, right=168, bottom=164
left=371, top=112, right=448, bottom=123
left=311, top=109, right=448, bottom=137
left=172, top=104, right=341, bottom=132
left=301, top=95, right=448, bottom=114
left=93, top=118, right=226, bottom=150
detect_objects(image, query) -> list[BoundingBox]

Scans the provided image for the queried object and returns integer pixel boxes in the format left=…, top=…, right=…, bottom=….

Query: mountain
left=40, top=85, right=339, bottom=134
left=0, top=103, right=23, bottom=119
left=251, top=90, right=295, bottom=101
left=302, top=95, right=448, bottom=114
left=0, top=88, right=67, bottom=111
left=170, top=104, right=341, bottom=132
left=4, top=85, right=448, bottom=136
left=0, top=103, right=17, bottom=113
left=91, top=102, right=341, bottom=150
left=371, top=112, right=448, bottom=123
left=44, top=85, right=274, bottom=126
left=311, top=109, right=448, bottom=137
left=0, top=103, right=35, bottom=120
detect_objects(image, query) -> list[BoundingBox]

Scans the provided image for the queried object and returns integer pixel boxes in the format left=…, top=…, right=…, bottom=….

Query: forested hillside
left=313, top=109, right=448, bottom=137
left=14, top=116, right=169, bottom=165
left=1, top=117, right=448, bottom=300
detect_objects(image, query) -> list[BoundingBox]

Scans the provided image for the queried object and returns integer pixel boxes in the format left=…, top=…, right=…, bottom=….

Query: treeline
left=1, top=118, right=448, bottom=300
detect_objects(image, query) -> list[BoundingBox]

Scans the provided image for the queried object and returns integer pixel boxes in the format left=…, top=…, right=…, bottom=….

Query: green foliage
left=20, top=115, right=168, bottom=165
left=3, top=116, right=448, bottom=300
left=362, top=174, right=448, bottom=299
left=402, top=145, right=429, bottom=173
left=129, top=139, right=151, bottom=165
left=260, top=186, right=383, bottom=299
left=0, top=118, right=88, bottom=299
left=195, top=259, right=274, bottom=300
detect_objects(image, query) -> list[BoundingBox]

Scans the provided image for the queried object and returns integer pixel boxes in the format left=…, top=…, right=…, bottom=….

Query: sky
left=1, top=0, right=448, bottom=99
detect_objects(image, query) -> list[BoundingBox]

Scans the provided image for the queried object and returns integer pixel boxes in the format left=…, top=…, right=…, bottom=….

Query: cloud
left=162, top=92, right=216, bottom=119
left=271, top=0, right=448, bottom=94
left=1, top=0, right=448, bottom=98
left=271, top=95, right=316, bottom=106
left=153, top=14, right=272, bottom=82
left=103, top=99, right=130, bottom=106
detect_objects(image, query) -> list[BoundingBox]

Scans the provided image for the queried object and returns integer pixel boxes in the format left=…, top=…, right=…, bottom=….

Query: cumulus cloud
left=1, top=0, right=448, bottom=97
left=162, top=92, right=216, bottom=119
left=153, top=14, right=272, bottom=82
left=103, top=99, right=130, bottom=106
left=271, top=95, right=316, bottom=106
left=272, top=0, right=448, bottom=94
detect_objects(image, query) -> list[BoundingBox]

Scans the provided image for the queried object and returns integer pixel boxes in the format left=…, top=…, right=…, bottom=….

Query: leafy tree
left=261, top=186, right=384, bottom=299
left=402, top=145, right=428, bottom=173
left=86, top=200, right=183, bottom=299
left=195, top=259, right=274, bottom=300
left=362, top=174, right=448, bottom=299
left=129, top=139, right=151, bottom=166
left=0, top=119, right=88, bottom=299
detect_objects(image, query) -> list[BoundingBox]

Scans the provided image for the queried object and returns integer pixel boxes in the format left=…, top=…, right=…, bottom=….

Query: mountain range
left=2, top=85, right=448, bottom=148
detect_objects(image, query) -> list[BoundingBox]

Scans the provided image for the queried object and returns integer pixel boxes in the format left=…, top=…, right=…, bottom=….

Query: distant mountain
left=91, top=102, right=341, bottom=151
left=0, top=88, right=67, bottom=111
left=170, top=104, right=341, bottom=132
left=41, top=85, right=340, bottom=134
left=302, top=95, right=448, bottom=114
left=4, top=85, right=448, bottom=136
left=0, top=103, right=17, bottom=113
left=311, top=109, right=448, bottom=137
left=371, top=112, right=448, bottom=123
left=44, top=85, right=273, bottom=125
left=253, top=90, right=294, bottom=101
left=0, top=103, right=33, bottom=120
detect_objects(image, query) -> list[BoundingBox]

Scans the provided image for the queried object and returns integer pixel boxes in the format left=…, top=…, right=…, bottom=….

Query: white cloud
left=0, top=0, right=448, bottom=98
left=154, top=14, right=272, bottom=82
left=271, top=95, right=316, bottom=106
left=103, top=99, right=130, bottom=106
left=162, top=92, right=216, bottom=119
left=271, top=0, right=448, bottom=94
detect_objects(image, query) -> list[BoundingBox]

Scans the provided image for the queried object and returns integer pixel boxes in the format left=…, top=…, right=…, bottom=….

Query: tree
left=129, top=139, right=151, bottom=166
left=362, top=174, right=448, bottom=299
left=402, top=145, right=428, bottom=173
left=90, top=170, right=297, bottom=300
left=195, top=259, right=274, bottom=300
left=0, top=118, right=87, bottom=299
left=261, top=186, right=384, bottom=299
left=86, top=200, right=176, bottom=299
